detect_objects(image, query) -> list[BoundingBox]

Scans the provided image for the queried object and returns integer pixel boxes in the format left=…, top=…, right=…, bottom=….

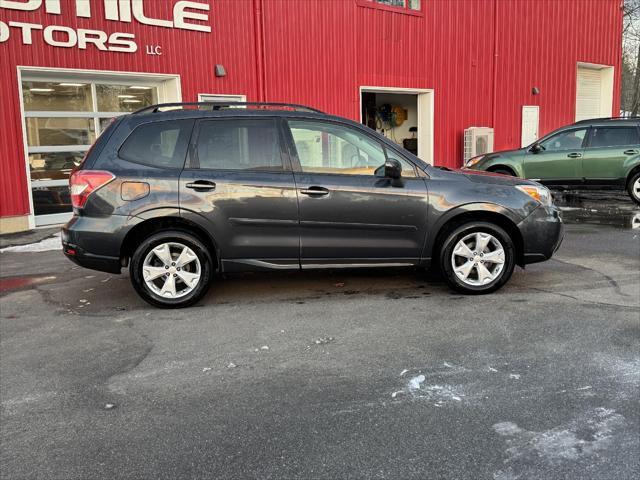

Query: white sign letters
left=0, top=0, right=211, bottom=53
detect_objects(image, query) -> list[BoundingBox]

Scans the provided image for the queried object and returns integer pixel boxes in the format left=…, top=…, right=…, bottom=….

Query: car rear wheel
left=440, top=222, right=516, bottom=294
left=627, top=172, right=640, bottom=206
left=130, top=230, right=213, bottom=308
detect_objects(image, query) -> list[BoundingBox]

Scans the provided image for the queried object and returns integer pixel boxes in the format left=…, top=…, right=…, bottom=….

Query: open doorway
left=359, top=87, right=433, bottom=164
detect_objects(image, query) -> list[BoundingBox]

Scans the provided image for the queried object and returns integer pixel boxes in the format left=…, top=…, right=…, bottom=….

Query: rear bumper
left=61, top=214, right=140, bottom=274
left=518, top=204, right=564, bottom=265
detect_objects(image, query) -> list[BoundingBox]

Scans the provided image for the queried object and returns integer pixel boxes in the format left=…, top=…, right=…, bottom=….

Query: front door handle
left=186, top=180, right=216, bottom=192
left=567, top=152, right=582, bottom=158
left=624, top=149, right=639, bottom=155
left=300, top=186, right=329, bottom=196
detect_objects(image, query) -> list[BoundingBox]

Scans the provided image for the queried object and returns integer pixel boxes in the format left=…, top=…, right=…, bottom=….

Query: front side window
left=540, top=128, right=587, bottom=151
left=289, top=120, right=385, bottom=175
left=289, top=120, right=416, bottom=177
left=119, top=120, right=193, bottom=168
left=196, top=119, right=283, bottom=171
left=589, top=126, right=640, bottom=148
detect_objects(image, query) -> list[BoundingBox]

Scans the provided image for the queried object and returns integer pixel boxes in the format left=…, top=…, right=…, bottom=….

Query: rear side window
left=119, top=119, right=194, bottom=168
left=195, top=119, right=284, bottom=171
left=589, top=127, right=640, bottom=148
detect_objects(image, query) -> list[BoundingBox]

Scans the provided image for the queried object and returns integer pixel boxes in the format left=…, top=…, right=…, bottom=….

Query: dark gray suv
left=62, top=102, right=563, bottom=308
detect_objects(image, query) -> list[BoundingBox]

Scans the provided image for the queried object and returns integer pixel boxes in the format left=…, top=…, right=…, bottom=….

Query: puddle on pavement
left=0, top=275, right=57, bottom=292
left=553, top=191, right=640, bottom=230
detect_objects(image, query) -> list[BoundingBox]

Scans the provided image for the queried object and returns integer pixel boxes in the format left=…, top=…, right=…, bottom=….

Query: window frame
left=283, top=117, right=419, bottom=179
left=355, top=0, right=423, bottom=17
left=187, top=116, right=292, bottom=173
left=585, top=125, right=640, bottom=149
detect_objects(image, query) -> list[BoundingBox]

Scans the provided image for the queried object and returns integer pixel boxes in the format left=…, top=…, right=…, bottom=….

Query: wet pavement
left=1, top=193, right=638, bottom=480
left=553, top=190, right=640, bottom=230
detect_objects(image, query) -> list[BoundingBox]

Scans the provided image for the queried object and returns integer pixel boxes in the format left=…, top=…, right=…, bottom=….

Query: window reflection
left=29, top=152, right=84, bottom=181
left=22, top=82, right=93, bottom=111
left=31, top=186, right=72, bottom=216
left=26, top=118, right=95, bottom=146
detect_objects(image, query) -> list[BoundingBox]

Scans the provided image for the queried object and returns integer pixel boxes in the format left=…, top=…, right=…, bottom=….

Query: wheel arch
left=486, top=164, right=517, bottom=176
left=626, top=163, right=640, bottom=185
left=426, top=206, right=525, bottom=268
left=121, top=216, right=221, bottom=271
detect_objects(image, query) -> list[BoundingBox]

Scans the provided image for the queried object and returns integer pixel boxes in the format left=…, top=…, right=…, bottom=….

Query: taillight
left=69, top=170, right=115, bottom=208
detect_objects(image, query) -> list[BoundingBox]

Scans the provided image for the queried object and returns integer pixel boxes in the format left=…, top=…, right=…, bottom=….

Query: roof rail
left=574, top=116, right=639, bottom=124
left=133, top=102, right=324, bottom=115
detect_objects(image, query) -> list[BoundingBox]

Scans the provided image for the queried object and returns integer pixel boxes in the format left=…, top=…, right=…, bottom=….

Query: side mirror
left=529, top=143, right=543, bottom=154
left=384, top=158, right=402, bottom=179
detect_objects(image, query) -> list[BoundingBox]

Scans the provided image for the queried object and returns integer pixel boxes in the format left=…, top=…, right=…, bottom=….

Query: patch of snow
left=202, top=367, right=212, bottom=372
left=509, top=373, right=521, bottom=380
left=493, top=407, right=626, bottom=473
left=0, top=234, right=61, bottom=253
left=408, top=374, right=426, bottom=391
left=399, top=369, right=409, bottom=377
left=488, top=367, right=498, bottom=372
left=104, top=403, right=116, bottom=410
left=226, top=362, right=236, bottom=369
left=260, top=345, right=269, bottom=350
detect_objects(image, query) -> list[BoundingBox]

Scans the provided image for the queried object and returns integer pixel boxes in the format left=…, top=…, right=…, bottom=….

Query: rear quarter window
left=119, top=119, right=194, bottom=168
left=589, top=126, right=640, bottom=148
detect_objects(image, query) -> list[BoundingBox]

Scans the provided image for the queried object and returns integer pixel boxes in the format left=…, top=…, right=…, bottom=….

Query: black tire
left=130, top=230, right=213, bottom=308
left=491, top=168, right=515, bottom=176
left=627, top=171, right=640, bottom=206
left=440, top=221, right=516, bottom=295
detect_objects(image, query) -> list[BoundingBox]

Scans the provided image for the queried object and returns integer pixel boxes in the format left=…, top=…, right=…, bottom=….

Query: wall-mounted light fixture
left=532, top=87, right=540, bottom=95
left=215, top=65, right=226, bottom=77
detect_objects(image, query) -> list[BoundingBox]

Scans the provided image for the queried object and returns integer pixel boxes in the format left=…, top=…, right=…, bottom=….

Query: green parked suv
left=465, top=117, right=640, bottom=205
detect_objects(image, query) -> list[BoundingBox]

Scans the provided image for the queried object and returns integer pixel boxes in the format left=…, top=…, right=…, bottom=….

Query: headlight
left=515, top=185, right=552, bottom=206
left=465, top=155, right=485, bottom=168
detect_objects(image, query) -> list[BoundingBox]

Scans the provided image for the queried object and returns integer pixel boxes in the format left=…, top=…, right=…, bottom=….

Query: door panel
left=286, top=119, right=429, bottom=264
left=294, top=173, right=428, bottom=263
left=523, top=127, right=588, bottom=183
left=179, top=118, right=299, bottom=267
left=581, top=126, right=640, bottom=182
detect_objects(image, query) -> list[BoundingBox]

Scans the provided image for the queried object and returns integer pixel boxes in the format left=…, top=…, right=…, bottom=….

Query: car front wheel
left=130, top=230, right=213, bottom=308
left=440, top=222, right=516, bottom=294
left=627, top=172, right=640, bottom=206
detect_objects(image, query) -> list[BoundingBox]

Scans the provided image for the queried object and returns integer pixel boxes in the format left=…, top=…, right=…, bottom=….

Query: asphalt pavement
left=1, top=193, right=639, bottom=480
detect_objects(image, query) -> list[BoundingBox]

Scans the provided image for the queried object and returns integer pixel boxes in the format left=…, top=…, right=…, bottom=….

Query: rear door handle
left=567, top=152, right=582, bottom=158
left=624, top=149, right=639, bottom=155
left=300, top=186, right=329, bottom=196
left=185, top=180, right=216, bottom=192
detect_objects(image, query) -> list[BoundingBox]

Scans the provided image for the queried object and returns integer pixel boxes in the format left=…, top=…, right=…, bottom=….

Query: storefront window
left=96, top=84, right=157, bottom=112
left=20, top=78, right=159, bottom=222
left=22, top=81, right=93, bottom=111
left=29, top=152, right=85, bottom=182
left=26, top=118, right=95, bottom=146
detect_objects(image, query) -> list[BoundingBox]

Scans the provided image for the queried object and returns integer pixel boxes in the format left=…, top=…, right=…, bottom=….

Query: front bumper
left=518, top=204, right=564, bottom=265
left=61, top=214, right=140, bottom=274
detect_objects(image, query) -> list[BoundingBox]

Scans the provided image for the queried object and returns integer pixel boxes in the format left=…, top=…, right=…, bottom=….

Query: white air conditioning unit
left=463, top=127, right=494, bottom=162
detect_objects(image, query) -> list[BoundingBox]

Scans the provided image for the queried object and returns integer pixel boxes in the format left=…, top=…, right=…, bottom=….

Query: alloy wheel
left=451, top=232, right=505, bottom=286
left=633, top=177, right=640, bottom=201
left=142, top=242, right=201, bottom=299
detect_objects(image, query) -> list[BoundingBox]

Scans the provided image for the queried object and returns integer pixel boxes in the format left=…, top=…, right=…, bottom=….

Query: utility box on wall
left=463, top=127, right=494, bottom=162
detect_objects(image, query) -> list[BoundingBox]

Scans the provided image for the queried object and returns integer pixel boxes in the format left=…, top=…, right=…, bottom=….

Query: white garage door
left=576, top=67, right=602, bottom=122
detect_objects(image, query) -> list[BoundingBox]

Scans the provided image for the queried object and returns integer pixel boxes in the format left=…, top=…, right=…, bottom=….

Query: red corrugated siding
left=0, top=0, right=622, bottom=218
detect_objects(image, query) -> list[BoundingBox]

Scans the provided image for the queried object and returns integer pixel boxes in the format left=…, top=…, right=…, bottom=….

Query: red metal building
left=0, top=0, right=622, bottom=233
